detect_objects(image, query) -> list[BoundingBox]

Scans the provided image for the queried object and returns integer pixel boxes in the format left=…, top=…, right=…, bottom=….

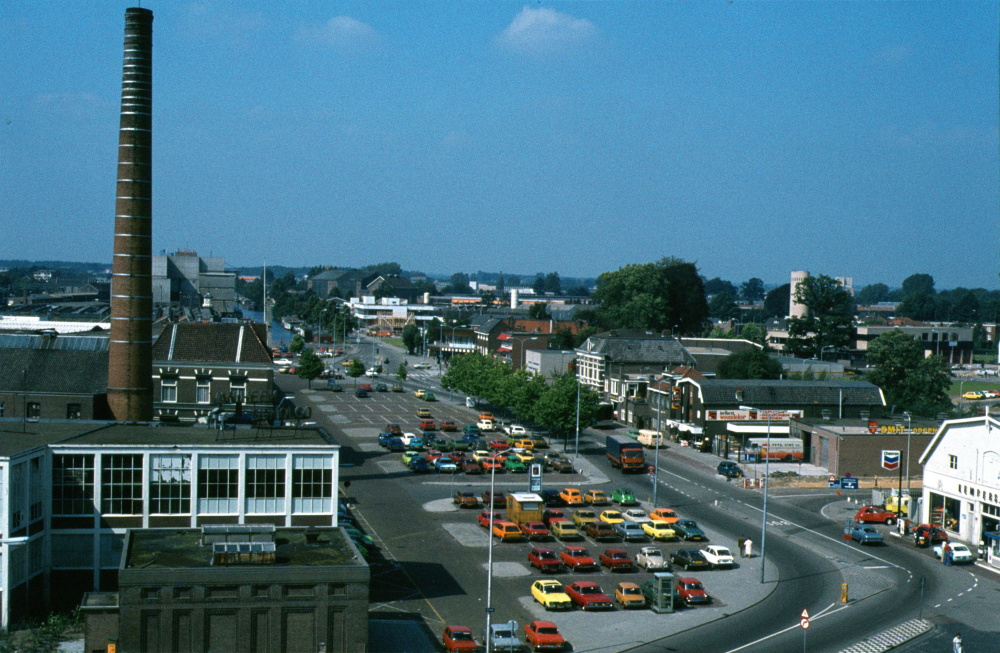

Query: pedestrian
left=952, top=632, right=962, bottom=653
left=738, top=535, right=747, bottom=557
left=743, top=537, right=753, bottom=559
left=943, top=542, right=951, bottom=566
left=874, top=475, right=878, bottom=488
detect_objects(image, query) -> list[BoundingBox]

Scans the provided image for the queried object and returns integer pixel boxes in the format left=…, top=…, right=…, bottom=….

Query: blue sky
left=2, top=1, right=997, bottom=290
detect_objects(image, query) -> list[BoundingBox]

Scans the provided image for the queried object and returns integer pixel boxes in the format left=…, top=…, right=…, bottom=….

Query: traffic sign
left=800, top=608, right=810, bottom=629
left=828, top=474, right=837, bottom=488
left=840, top=477, right=859, bottom=490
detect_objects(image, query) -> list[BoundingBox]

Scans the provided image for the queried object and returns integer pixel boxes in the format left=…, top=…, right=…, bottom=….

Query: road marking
left=724, top=603, right=850, bottom=652
left=863, top=566, right=890, bottom=569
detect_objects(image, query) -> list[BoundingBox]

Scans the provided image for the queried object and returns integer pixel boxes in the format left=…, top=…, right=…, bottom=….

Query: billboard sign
left=881, top=450, right=900, bottom=470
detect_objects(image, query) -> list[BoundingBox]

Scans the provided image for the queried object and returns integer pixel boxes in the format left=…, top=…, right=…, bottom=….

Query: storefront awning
left=726, top=424, right=791, bottom=435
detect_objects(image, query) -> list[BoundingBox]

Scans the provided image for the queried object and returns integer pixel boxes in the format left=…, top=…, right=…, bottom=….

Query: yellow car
left=962, top=391, right=984, bottom=400
left=550, top=521, right=581, bottom=540
left=615, top=582, right=647, bottom=609
left=531, top=579, right=573, bottom=611
left=414, top=389, right=427, bottom=399
left=513, top=450, right=535, bottom=463
left=472, top=449, right=492, bottom=463
left=642, top=521, right=677, bottom=540
left=584, top=489, right=610, bottom=506
left=572, top=509, right=597, bottom=528
left=416, top=408, right=431, bottom=418
left=599, top=510, right=624, bottom=525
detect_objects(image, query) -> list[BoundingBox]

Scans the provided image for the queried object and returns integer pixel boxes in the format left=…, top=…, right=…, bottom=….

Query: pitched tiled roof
left=0, top=348, right=108, bottom=394
left=577, top=330, right=696, bottom=366
left=152, top=323, right=273, bottom=364
left=687, top=379, right=884, bottom=407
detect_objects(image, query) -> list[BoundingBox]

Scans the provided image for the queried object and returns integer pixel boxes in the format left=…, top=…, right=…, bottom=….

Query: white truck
left=637, top=429, right=664, bottom=448
left=484, top=621, right=521, bottom=652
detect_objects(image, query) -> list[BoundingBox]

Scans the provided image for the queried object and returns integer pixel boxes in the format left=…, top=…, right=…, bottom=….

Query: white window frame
left=161, top=377, right=178, bottom=403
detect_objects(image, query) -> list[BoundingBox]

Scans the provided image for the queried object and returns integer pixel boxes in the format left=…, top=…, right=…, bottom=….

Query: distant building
left=152, top=252, right=238, bottom=315
left=679, top=337, right=762, bottom=376
left=856, top=325, right=974, bottom=365
left=525, top=349, right=576, bottom=380
left=308, top=269, right=377, bottom=299
left=365, top=275, right=420, bottom=303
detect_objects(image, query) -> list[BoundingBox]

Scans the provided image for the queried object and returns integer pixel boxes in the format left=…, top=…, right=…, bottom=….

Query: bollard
left=841, top=583, right=848, bottom=603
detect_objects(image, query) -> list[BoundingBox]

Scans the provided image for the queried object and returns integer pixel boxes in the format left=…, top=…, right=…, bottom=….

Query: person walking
left=943, top=542, right=952, bottom=566
left=743, top=537, right=753, bottom=559
left=952, top=632, right=962, bottom=653
left=738, top=535, right=747, bottom=557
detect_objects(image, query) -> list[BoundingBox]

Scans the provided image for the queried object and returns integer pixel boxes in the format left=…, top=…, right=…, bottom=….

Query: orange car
left=492, top=520, right=523, bottom=542
left=559, top=488, right=584, bottom=506
left=479, top=411, right=495, bottom=422
left=584, top=489, right=610, bottom=506
left=649, top=508, right=680, bottom=524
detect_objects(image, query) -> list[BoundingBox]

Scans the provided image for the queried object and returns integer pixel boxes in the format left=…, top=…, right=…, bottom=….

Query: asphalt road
left=278, top=338, right=1000, bottom=652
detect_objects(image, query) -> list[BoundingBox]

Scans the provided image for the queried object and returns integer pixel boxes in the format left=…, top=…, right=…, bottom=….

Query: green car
left=505, top=457, right=527, bottom=473
left=423, top=392, right=436, bottom=402
left=612, top=487, right=638, bottom=505
left=343, top=527, right=374, bottom=547
left=451, top=439, right=470, bottom=452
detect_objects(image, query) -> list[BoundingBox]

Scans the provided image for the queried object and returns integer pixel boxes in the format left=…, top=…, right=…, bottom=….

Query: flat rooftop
left=0, top=420, right=335, bottom=457
left=125, top=528, right=361, bottom=569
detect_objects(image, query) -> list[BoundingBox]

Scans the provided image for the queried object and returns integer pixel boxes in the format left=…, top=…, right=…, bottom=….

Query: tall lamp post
left=485, top=454, right=498, bottom=652
left=903, top=411, right=912, bottom=522
left=320, top=307, right=328, bottom=348
left=740, top=404, right=770, bottom=583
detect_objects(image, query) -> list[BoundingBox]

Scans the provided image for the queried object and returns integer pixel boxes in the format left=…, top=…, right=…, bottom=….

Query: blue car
left=386, top=437, right=404, bottom=452
left=850, top=525, right=884, bottom=545
left=434, top=458, right=458, bottom=473
left=378, top=432, right=394, bottom=447
left=673, top=519, right=707, bottom=541
left=408, top=455, right=431, bottom=472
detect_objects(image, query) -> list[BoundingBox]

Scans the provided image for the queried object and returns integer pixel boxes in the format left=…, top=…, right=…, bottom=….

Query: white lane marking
left=863, top=566, right=890, bottom=569
left=724, top=603, right=851, bottom=652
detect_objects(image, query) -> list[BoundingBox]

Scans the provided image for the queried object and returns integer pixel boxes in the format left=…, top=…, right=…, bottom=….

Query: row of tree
left=440, top=353, right=601, bottom=435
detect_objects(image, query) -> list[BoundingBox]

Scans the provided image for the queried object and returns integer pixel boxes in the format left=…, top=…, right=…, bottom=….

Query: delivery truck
left=606, top=434, right=646, bottom=473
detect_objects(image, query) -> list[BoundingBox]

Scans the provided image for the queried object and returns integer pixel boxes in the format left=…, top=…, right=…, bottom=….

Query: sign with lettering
left=706, top=409, right=804, bottom=421
left=882, top=450, right=900, bottom=470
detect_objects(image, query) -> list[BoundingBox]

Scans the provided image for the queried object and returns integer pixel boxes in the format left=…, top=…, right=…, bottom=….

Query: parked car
left=520, top=522, right=551, bottom=541
left=622, top=508, right=652, bottom=524
left=636, top=546, right=668, bottom=571
left=717, top=461, right=745, bottom=478
left=914, top=524, right=949, bottom=547
left=615, top=582, right=647, bottom=609
left=391, top=383, right=404, bottom=392
left=584, top=489, right=610, bottom=506
left=484, top=622, right=522, bottom=653
left=524, top=620, right=566, bottom=652
left=614, top=522, right=647, bottom=542
left=401, top=450, right=419, bottom=465
left=674, top=519, right=707, bottom=541
left=649, top=508, right=680, bottom=524
left=855, top=506, right=899, bottom=525
left=442, top=625, right=478, bottom=653
left=675, top=576, right=711, bottom=605
left=642, top=521, right=676, bottom=540
left=560, top=546, right=598, bottom=571
left=375, top=383, right=388, bottom=392
left=670, top=548, right=711, bottom=571
left=441, top=420, right=458, bottom=432
left=414, top=389, right=427, bottom=399
left=461, top=459, right=483, bottom=475
left=527, top=547, right=564, bottom=572
left=416, top=407, right=431, bottom=418
left=540, top=490, right=566, bottom=507
left=478, top=511, right=502, bottom=528
left=482, top=491, right=507, bottom=508
left=611, top=487, right=638, bottom=505
left=492, top=520, right=524, bottom=542
left=599, top=548, right=634, bottom=571
left=385, top=437, right=404, bottom=451
left=933, top=542, right=974, bottom=564
left=564, top=581, right=614, bottom=611
left=359, top=383, right=373, bottom=391
left=850, top=525, right=884, bottom=545
left=423, top=391, right=436, bottom=402
left=505, top=457, right=527, bottom=473
left=701, top=545, right=735, bottom=568
left=560, top=488, right=584, bottom=506
left=542, top=509, right=567, bottom=527
left=572, top=509, right=598, bottom=528
left=531, top=580, right=572, bottom=611
left=550, top=521, right=582, bottom=541
left=584, top=521, right=619, bottom=542
left=407, top=455, right=431, bottom=472
left=355, top=388, right=368, bottom=398
left=549, top=457, right=575, bottom=473
left=599, top=510, right=624, bottom=525
left=453, top=491, right=478, bottom=508
left=481, top=457, right=504, bottom=473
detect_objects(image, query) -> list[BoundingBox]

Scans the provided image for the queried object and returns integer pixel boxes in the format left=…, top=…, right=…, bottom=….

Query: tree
left=396, top=362, right=408, bottom=382
left=865, top=329, right=951, bottom=416
left=346, top=358, right=365, bottom=388
left=445, top=272, right=471, bottom=294
left=532, top=275, right=547, bottom=294
left=507, top=275, right=521, bottom=287
left=740, top=278, right=766, bottom=303
left=401, top=324, right=420, bottom=354
left=708, top=291, right=739, bottom=320
left=511, top=369, right=548, bottom=423
left=951, top=290, right=979, bottom=323
left=528, top=302, right=548, bottom=319
left=533, top=374, right=600, bottom=437
left=897, top=292, right=937, bottom=321
left=763, top=283, right=790, bottom=318
left=591, top=257, right=709, bottom=335
left=480, top=290, right=496, bottom=307
left=855, top=283, right=890, bottom=306
left=785, top=275, right=855, bottom=359
left=296, top=348, right=325, bottom=389
left=549, top=328, right=575, bottom=350
left=716, top=348, right=782, bottom=380
left=901, top=273, right=935, bottom=297
left=496, top=273, right=505, bottom=297
left=544, top=272, right=562, bottom=295
left=566, top=284, right=590, bottom=297
left=289, top=334, right=305, bottom=354
left=739, top=322, right=768, bottom=347
left=703, top=277, right=737, bottom=297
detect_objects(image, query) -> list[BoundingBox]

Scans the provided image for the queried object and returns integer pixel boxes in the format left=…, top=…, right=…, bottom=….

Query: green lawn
left=949, top=380, right=1000, bottom=394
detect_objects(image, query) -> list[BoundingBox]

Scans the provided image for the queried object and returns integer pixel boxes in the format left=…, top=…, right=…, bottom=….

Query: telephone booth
left=649, top=572, right=675, bottom=614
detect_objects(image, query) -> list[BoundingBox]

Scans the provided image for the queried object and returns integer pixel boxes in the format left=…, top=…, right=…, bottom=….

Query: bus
left=745, top=438, right=804, bottom=462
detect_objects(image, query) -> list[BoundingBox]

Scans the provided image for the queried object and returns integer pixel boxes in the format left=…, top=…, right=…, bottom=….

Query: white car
left=413, top=362, right=432, bottom=369
left=273, top=358, right=293, bottom=366
left=400, top=432, right=419, bottom=446
left=701, top=545, right=735, bottom=568
left=622, top=509, right=652, bottom=524
left=636, top=546, right=667, bottom=570
left=366, top=368, right=379, bottom=377
left=503, top=425, right=527, bottom=436
left=933, top=542, right=974, bottom=564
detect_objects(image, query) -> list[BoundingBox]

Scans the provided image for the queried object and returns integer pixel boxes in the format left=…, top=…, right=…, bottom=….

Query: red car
left=359, top=383, right=373, bottom=391
left=478, top=511, right=502, bottom=528
left=855, top=506, right=898, bottom=524
left=543, top=509, right=567, bottom=527
left=564, top=581, right=613, bottom=610
left=527, top=547, right=565, bottom=572
left=675, top=576, right=710, bottom=605
left=441, top=420, right=458, bottom=432
left=489, top=438, right=510, bottom=450
left=481, top=457, right=504, bottom=472
left=442, top=625, right=478, bottom=653
left=560, top=546, right=598, bottom=571
left=525, top=620, right=566, bottom=651
left=520, top=522, right=551, bottom=541
left=461, top=460, right=483, bottom=475
left=482, top=491, right=507, bottom=508
left=914, top=524, right=949, bottom=547
left=599, top=548, right=634, bottom=572
left=447, top=451, right=465, bottom=464
left=424, top=450, right=444, bottom=463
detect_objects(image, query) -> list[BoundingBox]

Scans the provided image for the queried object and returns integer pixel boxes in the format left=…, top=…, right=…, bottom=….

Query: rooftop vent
left=201, top=524, right=275, bottom=545
left=211, top=541, right=276, bottom=566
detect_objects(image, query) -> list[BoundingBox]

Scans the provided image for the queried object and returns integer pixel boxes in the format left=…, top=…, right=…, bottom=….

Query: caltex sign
left=881, top=450, right=900, bottom=470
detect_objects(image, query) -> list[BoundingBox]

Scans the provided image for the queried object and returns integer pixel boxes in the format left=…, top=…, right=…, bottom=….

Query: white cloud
left=297, top=16, right=379, bottom=51
left=497, top=6, right=596, bottom=55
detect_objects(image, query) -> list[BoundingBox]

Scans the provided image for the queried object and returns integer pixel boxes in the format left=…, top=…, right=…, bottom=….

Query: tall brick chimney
left=108, top=7, right=154, bottom=421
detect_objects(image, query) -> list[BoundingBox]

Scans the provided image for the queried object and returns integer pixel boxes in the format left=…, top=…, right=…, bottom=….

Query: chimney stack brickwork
left=108, top=8, right=154, bottom=421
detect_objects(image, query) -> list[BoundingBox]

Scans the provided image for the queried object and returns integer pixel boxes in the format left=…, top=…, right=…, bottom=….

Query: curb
left=837, top=618, right=932, bottom=653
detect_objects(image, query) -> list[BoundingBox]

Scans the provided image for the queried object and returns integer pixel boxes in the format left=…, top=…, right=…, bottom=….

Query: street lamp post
left=740, top=404, right=770, bottom=583
left=320, top=307, right=328, bottom=348
left=903, top=411, right=912, bottom=521
left=485, top=456, right=497, bottom=653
